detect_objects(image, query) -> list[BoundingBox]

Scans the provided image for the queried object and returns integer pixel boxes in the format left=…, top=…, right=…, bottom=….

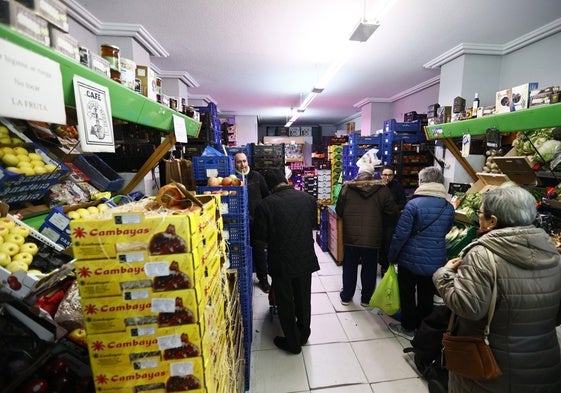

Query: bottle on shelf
left=472, top=93, right=480, bottom=118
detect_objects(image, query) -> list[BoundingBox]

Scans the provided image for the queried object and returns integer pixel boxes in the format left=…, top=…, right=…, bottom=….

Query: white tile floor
left=248, top=240, right=430, bottom=393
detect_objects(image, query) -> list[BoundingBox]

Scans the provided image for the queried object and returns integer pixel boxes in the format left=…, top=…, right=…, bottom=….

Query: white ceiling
left=69, top=0, right=561, bottom=126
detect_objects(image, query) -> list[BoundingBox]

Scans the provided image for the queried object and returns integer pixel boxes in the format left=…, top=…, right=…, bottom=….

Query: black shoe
left=273, top=336, right=301, bottom=354
left=258, top=278, right=270, bottom=293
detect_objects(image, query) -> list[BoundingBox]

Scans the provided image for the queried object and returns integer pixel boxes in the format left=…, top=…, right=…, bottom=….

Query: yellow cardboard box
left=70, top=212, right=201, bottom=260
left=81, top=288, right=199, bottom=334
left=75, top=251, right=202, bottom=299
left=88, top=323, right=203, bottom=371
left=91, top=356, right=205, bottom=393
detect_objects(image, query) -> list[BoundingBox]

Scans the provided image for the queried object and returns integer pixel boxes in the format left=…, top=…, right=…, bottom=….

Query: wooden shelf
left=425, top=102, right=561, bottom=140
left=0, top=24, right=201, bottom=137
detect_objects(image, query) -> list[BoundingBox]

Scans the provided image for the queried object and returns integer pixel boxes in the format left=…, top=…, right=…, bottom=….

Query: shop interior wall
left=498, top=31, right=561, bottom=89
left=390, top=84, right=440, bottom=123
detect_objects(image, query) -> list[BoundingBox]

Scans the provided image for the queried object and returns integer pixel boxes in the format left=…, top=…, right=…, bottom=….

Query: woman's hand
left=444, top=257, right=462, bottom=271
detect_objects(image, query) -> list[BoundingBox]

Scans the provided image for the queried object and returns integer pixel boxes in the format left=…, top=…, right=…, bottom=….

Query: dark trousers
left=340, top=245, right=379, bottom=304
left=397, top=265, right=435, bottom=331
left=379, top=224, right=396, bottom=269
left=250, top=221, right=267, bottom=281
left=271, top=273, right=312, bottom=353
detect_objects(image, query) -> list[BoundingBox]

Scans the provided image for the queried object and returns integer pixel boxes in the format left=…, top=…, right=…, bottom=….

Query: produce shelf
left=425, top=102, right=561, bottom=140
left=0, top=23, right=201, bottom=137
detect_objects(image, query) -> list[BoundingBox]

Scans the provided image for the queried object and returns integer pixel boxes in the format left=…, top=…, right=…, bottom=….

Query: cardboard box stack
left=70, top=195, right=244, bottom=393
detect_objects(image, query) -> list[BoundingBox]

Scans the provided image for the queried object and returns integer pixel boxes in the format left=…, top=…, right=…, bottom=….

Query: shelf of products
left=0, top=24, right=201, bottom=137
left=425, top=102, right=561, bottom=140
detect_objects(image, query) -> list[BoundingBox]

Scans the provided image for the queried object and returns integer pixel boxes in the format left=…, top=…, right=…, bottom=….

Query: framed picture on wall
left=300, top=126, right=312, bottom=136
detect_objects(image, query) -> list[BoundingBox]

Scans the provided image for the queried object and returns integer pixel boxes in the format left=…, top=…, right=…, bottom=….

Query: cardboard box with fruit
left=87, top=323, right=202, bottom=370
left=80, top=287, right=200, bottom=334
left=0, top=203, right=73, bottom=298
left=89, top=355, right=205, bottom=393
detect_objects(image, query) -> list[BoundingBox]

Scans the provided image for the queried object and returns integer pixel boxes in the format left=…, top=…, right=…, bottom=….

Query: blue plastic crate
left=192, top=155, right=234, bottom=180
left=383, top=118, right=422, bottom=133
left=348, top=132, right=381, bottom=145
left=196, top=185, right=247, bottom=214
left=73, top=154, right=124, bottom=192
left=228, top=241, right=251, bottom=270
left=222, top=213, right=249, bottom=242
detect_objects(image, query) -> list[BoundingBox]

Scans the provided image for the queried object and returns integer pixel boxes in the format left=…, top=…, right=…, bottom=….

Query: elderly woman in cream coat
left=433, top=186, right=561, bottom=393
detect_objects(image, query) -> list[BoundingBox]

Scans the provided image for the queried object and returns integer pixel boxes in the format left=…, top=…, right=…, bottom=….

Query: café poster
left=73, top=75, right=115, bottom=153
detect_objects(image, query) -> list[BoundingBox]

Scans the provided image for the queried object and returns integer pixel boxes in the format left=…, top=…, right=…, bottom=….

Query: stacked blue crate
left=342, top=132, right=382, bottom=181
left=197, top=184, right=253, bottom=389
left=381, top=119, right=424, bottom=166
left=317, top=206, right=329, bottom=251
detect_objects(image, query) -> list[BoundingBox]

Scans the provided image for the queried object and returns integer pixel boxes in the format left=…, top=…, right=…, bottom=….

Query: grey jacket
left=433, top=225, right=561, bottom=393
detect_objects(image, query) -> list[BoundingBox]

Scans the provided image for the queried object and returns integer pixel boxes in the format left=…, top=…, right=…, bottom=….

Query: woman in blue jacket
left=387, top=166, right=455, bottom=340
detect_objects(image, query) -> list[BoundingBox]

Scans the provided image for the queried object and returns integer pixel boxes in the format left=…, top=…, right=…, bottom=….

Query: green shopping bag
left=369, top=264, right=400, bottom=315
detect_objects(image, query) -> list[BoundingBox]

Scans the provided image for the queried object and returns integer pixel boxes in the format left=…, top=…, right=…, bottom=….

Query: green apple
left=0, top=225, right=9, bottom=237
left=10, top=225, right=30, bottom=238
left=1, top=153, right=19, bottom=167
left=13, top=252, right=33, bottom=266
left=0, top=252, right=10, bottom=267
left=20, top=242, right=38, bottom=256
left=0, top=242, right=19, bottom=257
left=4, top=233, right=24, bottom=246
left=6, top=260, right=28, bottom=273
left=0, top=217, right=15, bottom=229
left=66, top=211, right=81, bottom=220
left=13, top=146, right=28, bottom=156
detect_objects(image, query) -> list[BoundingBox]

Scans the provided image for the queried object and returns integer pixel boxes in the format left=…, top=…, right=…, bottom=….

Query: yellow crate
left=91, top=356, right=205, bottom=393
left=81, top=288, right=199, bottom=334
left=70, top=211, right=202, bottom=260
left=87, top=323, right=203, bottom=371
left=75, top=251, right=201, bottom=299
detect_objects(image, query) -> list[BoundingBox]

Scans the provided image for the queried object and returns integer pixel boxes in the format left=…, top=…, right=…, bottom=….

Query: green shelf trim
left=0, top=24, right=201, bottom=137
left=425, top=102, right=561, bottom=140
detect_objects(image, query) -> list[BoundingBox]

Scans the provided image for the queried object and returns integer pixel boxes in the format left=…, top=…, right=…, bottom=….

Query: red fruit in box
left=17, top=378, right=49, bottom=393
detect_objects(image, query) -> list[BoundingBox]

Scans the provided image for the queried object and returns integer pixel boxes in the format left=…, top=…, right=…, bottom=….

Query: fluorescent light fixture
left=349, top=20, right=380, bottom=42
left=314, top=44, right=357, bottom=90
left=298, top=92, right=319, bottom=112
left=285, top=113, right=300, bottom=128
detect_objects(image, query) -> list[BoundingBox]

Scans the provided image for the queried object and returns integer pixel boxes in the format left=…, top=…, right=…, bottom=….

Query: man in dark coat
left=335, top=164, right=398, bottom=306
left=234, top=152, right=270, bottom=292
left=379, top=165, right=407, bottom=272
left=253, top=168, right=320, bottom=354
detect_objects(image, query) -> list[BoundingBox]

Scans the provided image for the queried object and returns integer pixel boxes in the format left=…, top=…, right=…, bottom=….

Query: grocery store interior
left=1, top=0, right=561, bottom=392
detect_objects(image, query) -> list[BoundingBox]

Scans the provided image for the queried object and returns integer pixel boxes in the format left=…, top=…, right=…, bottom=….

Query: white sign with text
left=0, top=38, right=66, bottom=124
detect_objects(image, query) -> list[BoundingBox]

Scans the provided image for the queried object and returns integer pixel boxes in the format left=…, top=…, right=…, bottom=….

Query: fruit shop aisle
left=248, top=238, right=429, bottom=393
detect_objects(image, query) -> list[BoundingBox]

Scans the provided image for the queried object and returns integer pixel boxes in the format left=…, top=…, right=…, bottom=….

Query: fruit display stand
left=68, top=195, right=245, bottom=393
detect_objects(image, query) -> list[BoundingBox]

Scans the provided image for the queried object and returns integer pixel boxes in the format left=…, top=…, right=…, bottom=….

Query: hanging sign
left=0, top=38, right=66, bottom=124
left=462, top=134, right=471, bottom=157
left=73, top=75, right=115, bottom=152
left=173, top=114, right=188, bottom=143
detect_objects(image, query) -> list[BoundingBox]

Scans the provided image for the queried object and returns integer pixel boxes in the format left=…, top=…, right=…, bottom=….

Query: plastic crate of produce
left=222, top=213, right=249, bottom=242
left=348, top=132, right=381, bottom=145
left=383, top=118, right=422, bottom=133
left=73, top=154, right=124, bottom=192
left=192, top=155, right=234, bottom=181
left=446, top=223, right=477, bottom=259
left=252, top=144, right=284, bottom=157
left=0, top=147, right=69, bottom=204
left=196, top=185, right=247, bottom=214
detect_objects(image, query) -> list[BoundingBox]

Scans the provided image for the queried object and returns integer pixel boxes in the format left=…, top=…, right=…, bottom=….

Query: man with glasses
left=380, top=166, right=407, bottom=274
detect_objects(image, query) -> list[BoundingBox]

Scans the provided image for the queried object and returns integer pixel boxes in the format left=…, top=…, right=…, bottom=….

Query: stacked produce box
left=70, top=195, right=243, bottom=392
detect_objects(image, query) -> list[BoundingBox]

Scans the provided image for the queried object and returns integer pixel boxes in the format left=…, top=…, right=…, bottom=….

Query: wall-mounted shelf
left=425, top=102, right=561, bottom=140
left=0, top=24, right=201, bottom=137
